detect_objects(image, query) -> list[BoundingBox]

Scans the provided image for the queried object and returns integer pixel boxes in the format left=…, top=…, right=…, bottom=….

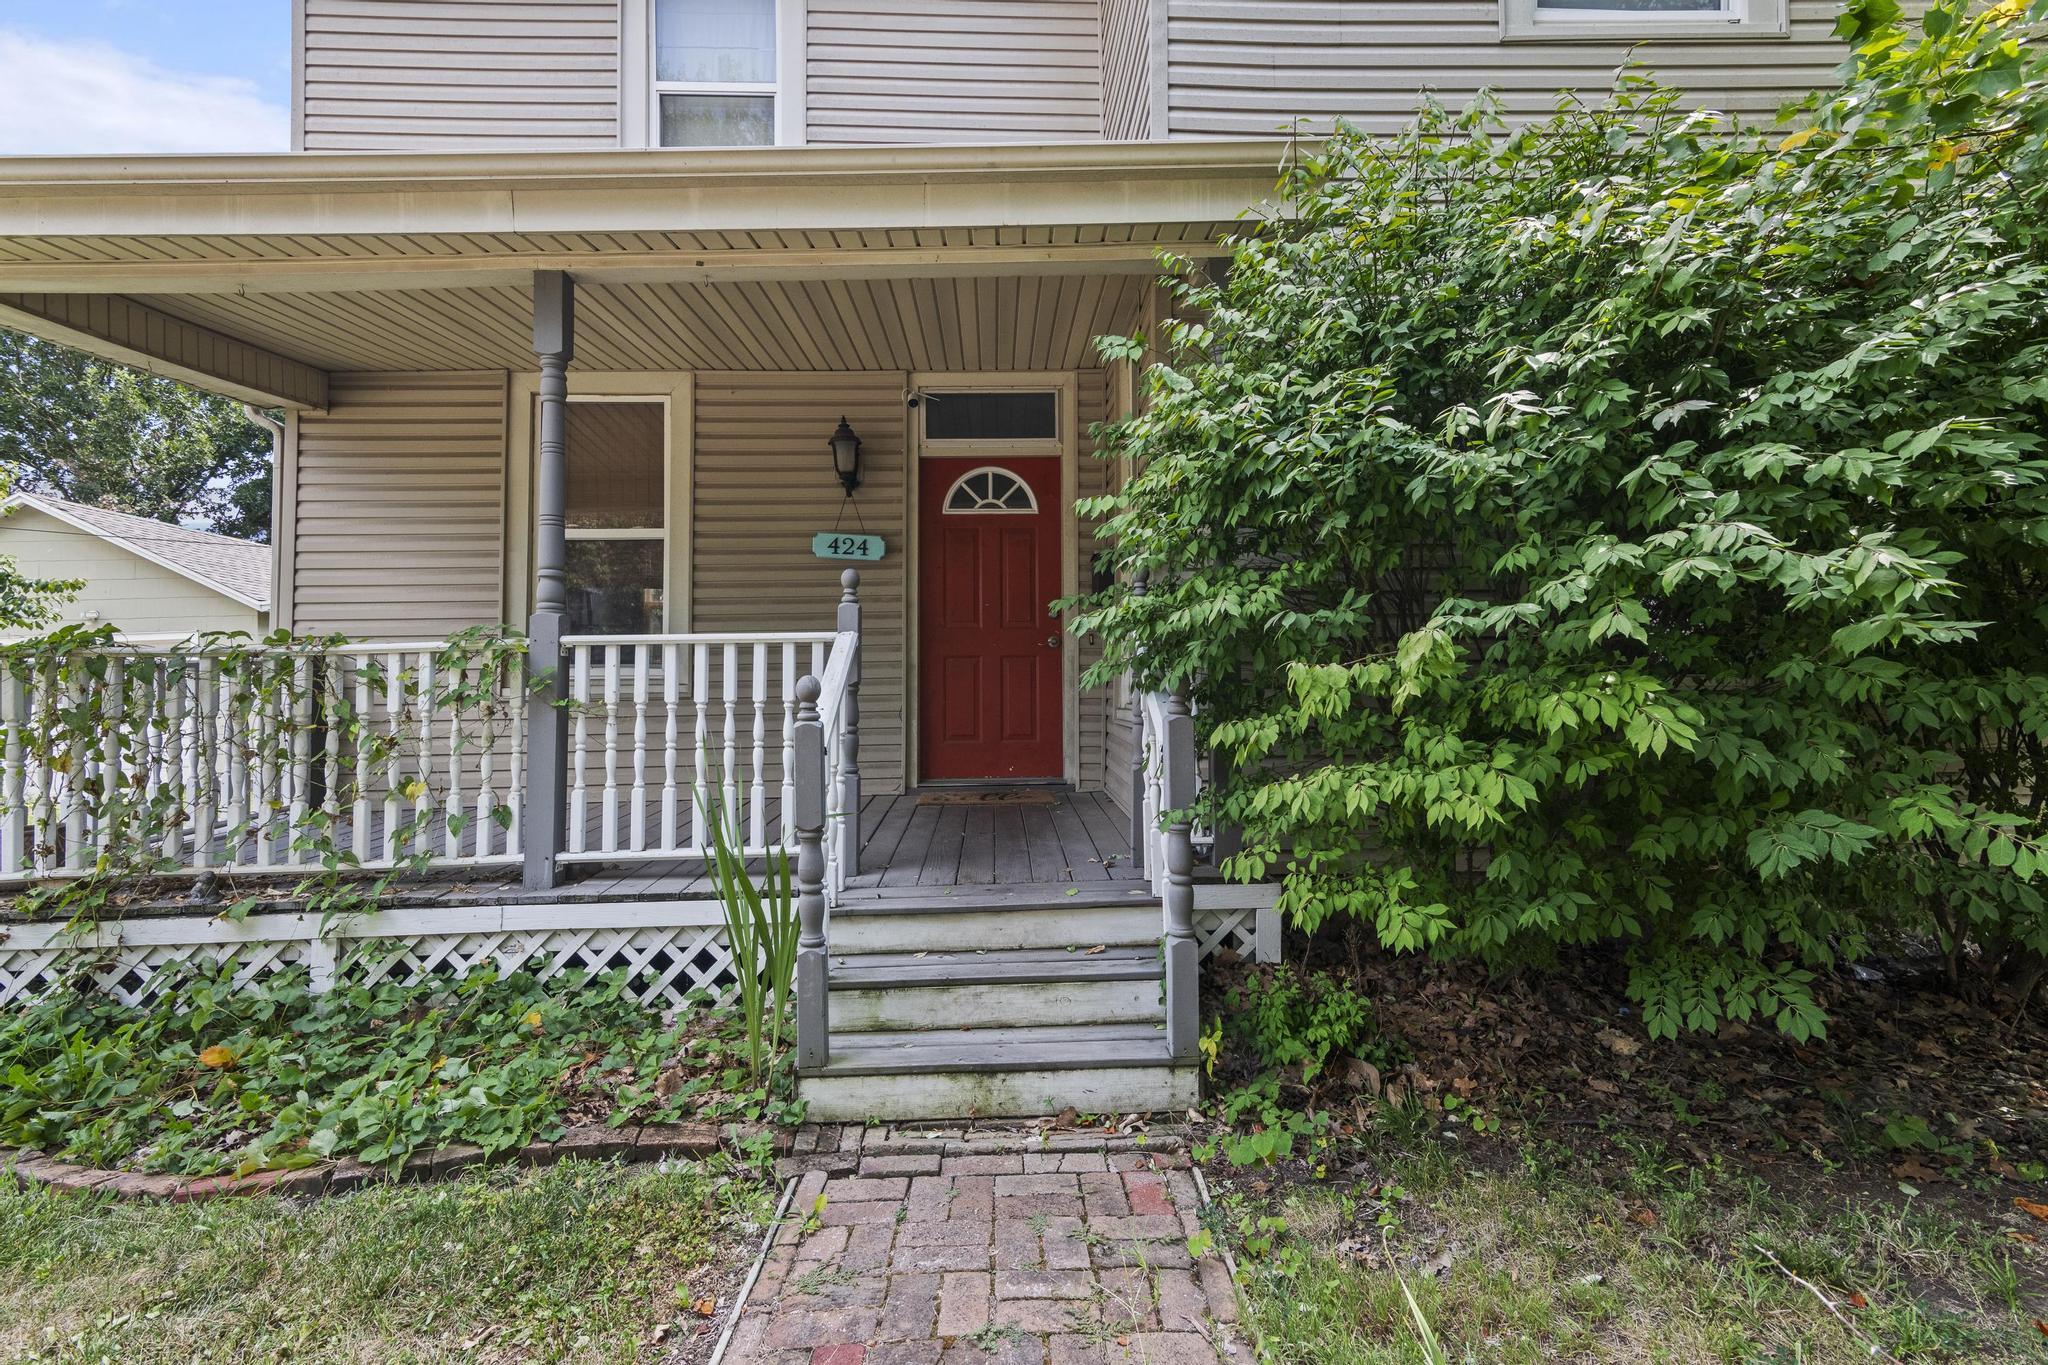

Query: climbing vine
left=0, top=624, right=531, bottom=929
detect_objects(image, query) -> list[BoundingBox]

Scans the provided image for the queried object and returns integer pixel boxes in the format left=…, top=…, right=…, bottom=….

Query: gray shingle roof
left=6, top=493, right=270, bottom=610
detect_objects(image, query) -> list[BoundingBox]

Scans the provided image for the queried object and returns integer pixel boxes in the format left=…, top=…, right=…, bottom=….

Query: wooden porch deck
left=208, top=787, right=1142, bottom=911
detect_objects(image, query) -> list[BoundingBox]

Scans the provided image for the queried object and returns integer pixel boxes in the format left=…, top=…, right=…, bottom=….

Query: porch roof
left=0, top=140, right=1292, bottom=407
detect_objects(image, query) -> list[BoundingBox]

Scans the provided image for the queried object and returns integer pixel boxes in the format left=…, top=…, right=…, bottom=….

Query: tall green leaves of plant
left=704, top=776, right=799, bottom=1083
left=1074, top=1, right=2048, bottom=1037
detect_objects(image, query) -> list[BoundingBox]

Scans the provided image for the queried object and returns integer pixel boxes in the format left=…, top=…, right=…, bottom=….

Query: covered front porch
left=0, top=140, right=1286, bottom=1115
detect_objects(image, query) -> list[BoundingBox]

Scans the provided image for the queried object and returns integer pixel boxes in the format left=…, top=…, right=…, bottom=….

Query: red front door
left=919, top=458, right=1063, bottom=781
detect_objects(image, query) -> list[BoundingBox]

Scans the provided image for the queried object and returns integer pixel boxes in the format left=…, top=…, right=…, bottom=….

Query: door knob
left=1045, top=635, right=1060, bottom=649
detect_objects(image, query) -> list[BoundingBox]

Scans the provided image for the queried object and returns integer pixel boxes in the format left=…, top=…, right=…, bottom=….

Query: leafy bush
left=0, top=961, right=794, bottom=1175
left=1224, top=965, right=1387, bottom=1087
left=1077, top=0, right=2048, bottom=1036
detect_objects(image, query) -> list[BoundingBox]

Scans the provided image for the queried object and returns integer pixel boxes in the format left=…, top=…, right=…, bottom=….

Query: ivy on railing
left=0, top=624, right=531, bottom=930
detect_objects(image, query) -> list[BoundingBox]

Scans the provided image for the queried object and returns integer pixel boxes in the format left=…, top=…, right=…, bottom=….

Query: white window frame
left=625, top=0, right=806, bottom=149
left=917, top=385, right=1065, bottom=461
left=561, top=394, right=672, bottom=635
left=1499, top=0, right=1788, bottom=42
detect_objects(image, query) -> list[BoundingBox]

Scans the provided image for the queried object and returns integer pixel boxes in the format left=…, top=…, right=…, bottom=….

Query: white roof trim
left=0, top=493, right=271, bottom=611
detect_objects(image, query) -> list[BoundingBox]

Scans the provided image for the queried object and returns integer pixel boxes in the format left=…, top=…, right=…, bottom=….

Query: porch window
left=1499, top=0, right=1788, bottom=39
left=564, top=400, right=666, bottom=635
left=655, top=0, right=777, bottom=146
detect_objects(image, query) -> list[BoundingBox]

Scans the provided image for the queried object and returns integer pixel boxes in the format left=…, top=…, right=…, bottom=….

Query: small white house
left=0, top=493, right=271, bottom=639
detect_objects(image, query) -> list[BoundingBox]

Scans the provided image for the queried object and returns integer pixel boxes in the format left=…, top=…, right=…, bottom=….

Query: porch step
left=827, top=946, right=1164, bottom=1031
left=798, top=1023, right=1198, bottom=1122
left=826, top=894, right=1163, bottom=954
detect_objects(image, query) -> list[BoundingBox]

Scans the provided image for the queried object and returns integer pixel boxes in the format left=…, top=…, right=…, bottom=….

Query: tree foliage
left=0, top=330, right=273, bottom=541
left=1075, top=0, right=2048, bottom=1036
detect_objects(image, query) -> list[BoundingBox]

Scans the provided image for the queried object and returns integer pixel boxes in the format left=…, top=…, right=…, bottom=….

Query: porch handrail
left=557, top=630, right=838, bottom=863
left=1137, top=688, right=1200, bottom=1064
left=791, top=570, right=863, bottom=1072
left=0, top=636, right=529, bottom=884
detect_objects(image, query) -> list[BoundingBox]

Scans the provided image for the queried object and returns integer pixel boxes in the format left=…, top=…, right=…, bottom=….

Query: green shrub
left=1224, top=965, right=1387, bottom=1087
left=0, top=961, right=793, bottom=1176
left=1076, top=0, right=2048, bottom=1036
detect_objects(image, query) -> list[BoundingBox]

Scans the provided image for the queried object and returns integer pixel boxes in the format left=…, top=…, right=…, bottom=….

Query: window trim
left=917, top=385, right=1065, bottom=460
left=1499, top=0, right=1789, bottom=42
left=628, top=0, right=807, bottom=149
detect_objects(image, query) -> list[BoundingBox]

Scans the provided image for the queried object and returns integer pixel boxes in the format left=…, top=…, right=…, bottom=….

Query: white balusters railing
left=1137, top=688, right=1201, bottom=1062
left=0, top=638, right=528, bottom=884
left=558, top=631, right=837, bottom=865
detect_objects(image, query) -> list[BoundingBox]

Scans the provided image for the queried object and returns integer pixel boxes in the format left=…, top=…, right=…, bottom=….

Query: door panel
left=919, top=458, right=1063, bottom=781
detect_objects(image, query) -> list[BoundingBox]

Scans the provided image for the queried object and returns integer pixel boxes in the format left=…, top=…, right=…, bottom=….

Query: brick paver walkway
left=725, top=1127, right=1240, bottom=1364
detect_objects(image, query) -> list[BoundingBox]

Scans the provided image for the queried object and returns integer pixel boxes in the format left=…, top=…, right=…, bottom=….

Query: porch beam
left=0, top=292, right=329, bottom=410
left=522, top=269, right=574, bottom=891
left=0, top=242, right=1229, bottom=298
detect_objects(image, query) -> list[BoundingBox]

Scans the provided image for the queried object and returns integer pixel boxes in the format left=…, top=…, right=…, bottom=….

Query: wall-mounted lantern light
left=829, top=417, right=863, bottom=496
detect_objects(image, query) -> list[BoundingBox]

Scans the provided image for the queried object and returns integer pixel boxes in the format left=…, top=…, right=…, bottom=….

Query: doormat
left=915, top=790, right=1058, bottom=807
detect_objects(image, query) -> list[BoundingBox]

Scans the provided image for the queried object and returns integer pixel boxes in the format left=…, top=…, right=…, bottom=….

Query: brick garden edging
left=2, top=1121, right=786, bottom=1203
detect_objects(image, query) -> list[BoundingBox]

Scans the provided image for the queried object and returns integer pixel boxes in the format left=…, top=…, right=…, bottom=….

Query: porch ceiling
left=0, top=140, right=1284, bottom=398
left=124, top=273, right=1157, bottom=374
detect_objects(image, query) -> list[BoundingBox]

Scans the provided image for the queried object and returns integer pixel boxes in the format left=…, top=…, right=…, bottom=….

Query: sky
left=0, top=0, right=290, bottom=154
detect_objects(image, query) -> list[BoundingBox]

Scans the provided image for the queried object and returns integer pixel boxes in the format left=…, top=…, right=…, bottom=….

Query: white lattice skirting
left=1, top=899, right=1277, bottom=1010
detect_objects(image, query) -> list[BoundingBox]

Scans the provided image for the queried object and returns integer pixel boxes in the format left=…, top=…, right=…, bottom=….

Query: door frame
left=905, top=370, right=1079, bottom=786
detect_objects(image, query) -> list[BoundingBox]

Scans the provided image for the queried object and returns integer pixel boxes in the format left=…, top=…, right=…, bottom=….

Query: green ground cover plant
left=1074, top=0, right=2048, bottom=1036
left=0, top=1158, right=774, bottom=1364
left=0, top=960, right=798, bottom=1176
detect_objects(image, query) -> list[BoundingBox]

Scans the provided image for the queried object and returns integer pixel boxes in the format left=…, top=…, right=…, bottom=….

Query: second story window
left=1500, top=0, right=1788, bottom=40
left=655, top=0, right=778, bottom=146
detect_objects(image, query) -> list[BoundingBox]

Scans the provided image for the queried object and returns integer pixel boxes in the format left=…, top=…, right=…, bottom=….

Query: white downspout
left=243, top=404, right=284, bottom=633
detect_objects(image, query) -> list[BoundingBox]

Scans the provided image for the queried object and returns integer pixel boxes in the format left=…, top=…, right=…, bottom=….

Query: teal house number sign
left=812, top=532, right=885, bottom=562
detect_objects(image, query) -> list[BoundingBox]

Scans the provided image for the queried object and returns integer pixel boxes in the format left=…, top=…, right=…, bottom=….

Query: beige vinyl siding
left=0, top=507, right=265, bottom=639
left=1165, top=0, right=1848, bottom=136
left=805, top=0, right=1104, bottom=145
left=298, top=0, right=620, bottom=151
left=1101, top=0, right=1157, bottom=139
left=289, top=372, right=508, bottom=636
left=692, top=373, right=910, bottom=794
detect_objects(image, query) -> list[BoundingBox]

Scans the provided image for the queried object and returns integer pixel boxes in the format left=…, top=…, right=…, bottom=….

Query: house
left=0, top=0, right=1854, bottom=1118
left=0, top=493, right=271, bottom=640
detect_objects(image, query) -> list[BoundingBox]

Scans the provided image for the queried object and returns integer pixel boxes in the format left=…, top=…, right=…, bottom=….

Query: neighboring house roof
left=0, top=493, right=271, bottom=611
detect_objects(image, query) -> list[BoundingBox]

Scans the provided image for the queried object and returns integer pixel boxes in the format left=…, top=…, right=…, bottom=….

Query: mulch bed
left=1208, top=943, right=2048, bottom=1217
left=3, top=1121, right=780, bottom=1204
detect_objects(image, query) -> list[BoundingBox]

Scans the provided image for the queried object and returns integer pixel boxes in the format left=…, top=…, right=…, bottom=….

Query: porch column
left=836, top=569, right=861, bottom=875
left=523, top=270, right=574, bottom=890
left=1127, top=570, right=1149, bottom=873
left=793, top=675, right=830, bottom=1070
left=1161, top=690, right=1200, bottom=1062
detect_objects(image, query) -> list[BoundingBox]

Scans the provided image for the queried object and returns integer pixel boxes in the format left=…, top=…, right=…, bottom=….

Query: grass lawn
left=0, top=1158, right=776, bottom=1365
left=1215, top=1134, right=2047, bottom=1363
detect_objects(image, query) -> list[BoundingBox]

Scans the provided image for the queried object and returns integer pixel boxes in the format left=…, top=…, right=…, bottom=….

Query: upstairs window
left=1500, top=0, right=1788, bottom=40
left=655, top=0, right=778, bottom=146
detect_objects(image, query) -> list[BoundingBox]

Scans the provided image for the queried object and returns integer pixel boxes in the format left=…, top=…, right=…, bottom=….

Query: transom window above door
left=922, top=391, right=1059, bottom=444
left=655, top=0, right=778, bottom=146
left=943, top=467, right=1039, bottom=515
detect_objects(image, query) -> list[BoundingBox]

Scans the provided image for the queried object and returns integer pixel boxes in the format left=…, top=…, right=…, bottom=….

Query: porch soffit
left=130, top=273, right=1157, bottom=375
left=0, top=141, right=1285, bottom=387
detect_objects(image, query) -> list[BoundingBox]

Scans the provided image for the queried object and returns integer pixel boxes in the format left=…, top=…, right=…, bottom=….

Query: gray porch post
left=792, top=675, right=830, bottom=1070
left=836, top=569, right=861, bottom=876
left=1161, top=690, right=1200, bottom=1061
left=1127, top=570, right=1148, bottom=873
left=522, top=270, right=574, bottom=890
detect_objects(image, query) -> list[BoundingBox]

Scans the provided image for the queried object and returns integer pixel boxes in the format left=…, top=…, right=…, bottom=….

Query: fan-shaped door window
left=943, top=466, right=1038, bottom=514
